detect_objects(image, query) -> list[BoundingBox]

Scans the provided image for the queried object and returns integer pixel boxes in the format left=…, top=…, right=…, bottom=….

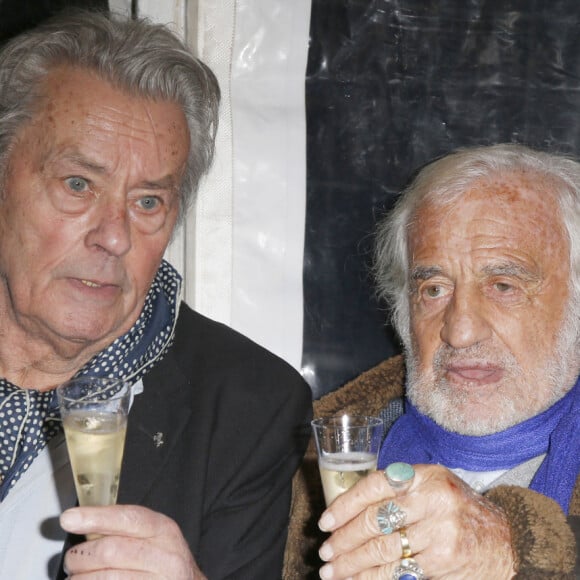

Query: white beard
left=405, top=311, right=580, bottom=436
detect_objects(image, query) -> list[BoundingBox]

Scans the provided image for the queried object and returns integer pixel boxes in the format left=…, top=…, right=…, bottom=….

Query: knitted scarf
left=378, top=376, right=580, bottom=513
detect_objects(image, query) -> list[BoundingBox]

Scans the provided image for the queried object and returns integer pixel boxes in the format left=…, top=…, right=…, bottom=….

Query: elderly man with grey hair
left=0, top=9, right=311, bottom=580
left=285, top=143, right=579, bottom=579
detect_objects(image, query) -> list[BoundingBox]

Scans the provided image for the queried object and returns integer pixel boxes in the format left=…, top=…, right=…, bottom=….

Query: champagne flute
left=312, top=415, right=383, bottom=505
left=56, top=377, right=130, bottom=532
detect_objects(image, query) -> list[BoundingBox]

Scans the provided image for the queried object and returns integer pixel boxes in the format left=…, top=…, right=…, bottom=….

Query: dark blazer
left=57, top=302, right=313, bottom=579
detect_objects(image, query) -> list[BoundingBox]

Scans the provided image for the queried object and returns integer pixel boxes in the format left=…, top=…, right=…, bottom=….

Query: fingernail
left=319, top=542, right=333, bottom=561
left=318, top=511, right=335, bottom=531
left=319, top=563, right=334, bottom=579
left=60, top=509, right=82, bottom=529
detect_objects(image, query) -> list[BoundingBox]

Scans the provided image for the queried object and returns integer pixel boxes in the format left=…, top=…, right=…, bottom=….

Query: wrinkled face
left=406, top=175, right=578, bottom=435
left=0, top=66, right=189, bottom=357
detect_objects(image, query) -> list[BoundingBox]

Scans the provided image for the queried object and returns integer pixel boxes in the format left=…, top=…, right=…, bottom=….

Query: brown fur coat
left=283, top=355, right=580, bottom=579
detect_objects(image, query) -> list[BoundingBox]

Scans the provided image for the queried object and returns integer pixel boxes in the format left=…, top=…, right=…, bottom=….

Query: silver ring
left=392, top=557, right=425, bottom=580
left=384, top=462, right=415, bottom=492
left=377, top=501, right=406, bottom=535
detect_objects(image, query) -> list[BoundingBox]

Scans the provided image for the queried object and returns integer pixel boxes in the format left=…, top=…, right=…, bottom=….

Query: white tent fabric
left=133, top=0, right=310, bottom=372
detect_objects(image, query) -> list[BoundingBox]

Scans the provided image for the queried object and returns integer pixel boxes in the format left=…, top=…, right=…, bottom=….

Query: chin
left=406, top=358, right=539, bottom=436
left=426, top=395, right=522, bottom=435
left=53, top=318, right=120, bottom=347
left=409, top=385, right=525, bottom=435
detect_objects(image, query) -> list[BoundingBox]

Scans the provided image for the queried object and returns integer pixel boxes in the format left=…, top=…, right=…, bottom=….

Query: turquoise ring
left=384, top=462, right=415, bottom=491
left=376, top=500, right=406, bottom=535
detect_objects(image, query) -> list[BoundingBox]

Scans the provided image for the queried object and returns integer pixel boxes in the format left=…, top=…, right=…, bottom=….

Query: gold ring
left=399, top=528, right=413, bottom=559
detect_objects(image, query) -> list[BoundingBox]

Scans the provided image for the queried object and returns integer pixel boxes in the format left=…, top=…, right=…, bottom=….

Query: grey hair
left=0, top=9, right=220, bottom=222
left=374, top=143, right=580, bottom=346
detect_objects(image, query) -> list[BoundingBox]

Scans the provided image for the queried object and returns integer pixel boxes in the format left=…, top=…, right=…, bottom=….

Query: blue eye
left=65, top=176, right=89, bottom=192
left=138, top=196, right=160, bottom=211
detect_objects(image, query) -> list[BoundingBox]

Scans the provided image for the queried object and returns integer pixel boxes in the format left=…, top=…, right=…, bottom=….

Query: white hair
left=374, top=143, right=580, bottom=350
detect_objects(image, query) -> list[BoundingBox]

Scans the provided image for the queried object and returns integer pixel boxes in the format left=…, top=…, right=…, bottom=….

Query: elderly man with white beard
left=283, top=143, right=580, bottom=579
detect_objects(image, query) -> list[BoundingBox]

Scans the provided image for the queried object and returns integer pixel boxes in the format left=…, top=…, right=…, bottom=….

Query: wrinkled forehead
left=412, top=171, right=567, bottom=231
left=12, top=65, right=189, bottom=168
left=406, top=173, right=571, bottom=270
left=25, top=64, right=185, bottom=131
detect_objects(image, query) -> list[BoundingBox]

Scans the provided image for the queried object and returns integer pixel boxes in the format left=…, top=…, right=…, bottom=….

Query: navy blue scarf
left=378, top=376, right=580, bottom=513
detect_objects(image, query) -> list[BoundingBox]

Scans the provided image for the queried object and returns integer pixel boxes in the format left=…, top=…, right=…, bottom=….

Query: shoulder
left=173, top=301, right=261, bottom=350
left=485, top=484, right=578, bottom=577
left=167, top=302, right=311, bottom=402
left=174, top=302, right=279, bottom=356
left=314, top=355, right=406, bottom=418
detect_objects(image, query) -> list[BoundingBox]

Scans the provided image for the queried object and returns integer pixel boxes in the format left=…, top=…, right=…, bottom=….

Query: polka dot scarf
left=0, top=260, right=182, bottom=501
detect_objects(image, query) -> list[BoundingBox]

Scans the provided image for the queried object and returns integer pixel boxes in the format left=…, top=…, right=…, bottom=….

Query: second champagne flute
left=312, top=415, right=383, bottom=505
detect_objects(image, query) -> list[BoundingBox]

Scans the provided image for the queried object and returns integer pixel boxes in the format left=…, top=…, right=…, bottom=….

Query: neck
left=0, top=345, right=95, bottom=391
left=0, top=316, right=106, bottom=391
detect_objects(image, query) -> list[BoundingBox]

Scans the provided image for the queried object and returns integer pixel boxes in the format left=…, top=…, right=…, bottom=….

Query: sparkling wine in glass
left=312, top=415, right=383, bottom=505
left=57, top=377, right=130, bottom=515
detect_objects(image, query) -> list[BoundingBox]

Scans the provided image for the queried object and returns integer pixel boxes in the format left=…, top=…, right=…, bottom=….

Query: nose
left=439, top=285, right=491, bottom=349
left=85, top=201, right=132, bottom=257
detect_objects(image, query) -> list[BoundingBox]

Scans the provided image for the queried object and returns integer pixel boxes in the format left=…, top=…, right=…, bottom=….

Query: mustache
left=431, top=342, right=519, bottom=373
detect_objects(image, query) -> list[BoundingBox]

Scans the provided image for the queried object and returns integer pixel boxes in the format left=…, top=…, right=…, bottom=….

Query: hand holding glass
left=312, top=415, right=383, bottom=505
left=57, top=377, right=130, bottom=512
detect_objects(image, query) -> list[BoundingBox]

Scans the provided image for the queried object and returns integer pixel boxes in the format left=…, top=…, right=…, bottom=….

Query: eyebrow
left=480, top=262, right=540, bottom=282
left=410, top=262, right=541, bottom=283
left=55, top=152, right=180, bottom=191
left=57, top=153, right=107, bottom=174
left=140, top=176, right=179, bottom=190
left=410, top=266, right=443, bottom=281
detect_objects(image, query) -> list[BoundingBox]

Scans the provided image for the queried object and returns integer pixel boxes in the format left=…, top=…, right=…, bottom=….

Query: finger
left=319, top=535, right=399, bottom=579
left=354, top=566, right=397, bottom=580
left=60, top=505, right=177, bottom=541
left=64, top=535, right=190, bottom=577
left=67, top=569, right=155, bottom=580
left=319, top=470, right=413, bottom=532
left=320, top=498, right=418, bottom=560
left=324, top=565, right=395, bottom=580
left=320, top=531, right=421, bottom=580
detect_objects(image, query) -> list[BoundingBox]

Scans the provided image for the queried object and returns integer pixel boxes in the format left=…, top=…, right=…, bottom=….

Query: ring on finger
left=399, top=528, right=413, bottom=559
left=392, top=556, right=425, bottom=580
left=377, top=501, right=407, bottom=535
left=384, top=462, right=415, bottom=493
left=393, top=529, right=425, bottom=580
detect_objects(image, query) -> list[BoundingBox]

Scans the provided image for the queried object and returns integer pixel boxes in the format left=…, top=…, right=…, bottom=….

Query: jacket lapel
left=117, top=351, right=192, bottom=505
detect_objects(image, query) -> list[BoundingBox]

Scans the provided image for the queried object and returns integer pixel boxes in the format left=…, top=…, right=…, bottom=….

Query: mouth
left=68, top=277, right=121, bottom=299
left=444, top=362, right=504, bottom=385
left=80, top=279, right=102, bottom=288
